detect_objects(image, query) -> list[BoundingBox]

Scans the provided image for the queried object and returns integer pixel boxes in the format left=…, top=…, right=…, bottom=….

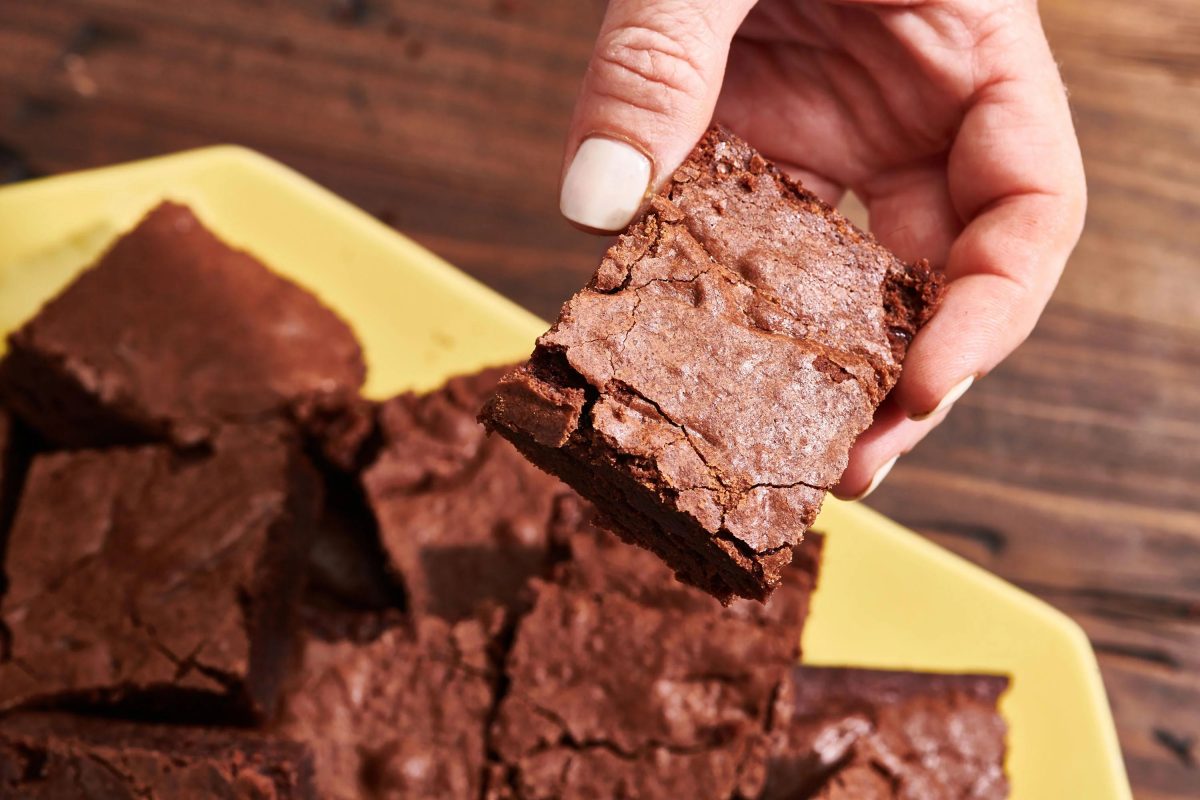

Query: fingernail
left=850, top=455, right=898, bottom=502
left=560, top=137, right=651, bottom=231
left=910, top=375, right=974, bottom=421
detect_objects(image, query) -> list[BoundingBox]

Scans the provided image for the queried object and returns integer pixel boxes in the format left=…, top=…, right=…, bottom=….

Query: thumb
left=561, top=0, right=757, bottom=232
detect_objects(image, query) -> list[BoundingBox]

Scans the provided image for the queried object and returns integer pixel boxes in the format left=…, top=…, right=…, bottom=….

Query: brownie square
left=482, top=126, right=942, bottom=603
left=0, top=425, right=319, bottom=721
left=487, top=518, right=824, bottom=799
left=0, top=202, right=366, bottom=448
left=362, top=366, right=574, bottom=622
left=0, top=712, right=316, bottom=799
left=276, top=614, right=495, bottom=800
left=763, top=667, right=1010, bottom=799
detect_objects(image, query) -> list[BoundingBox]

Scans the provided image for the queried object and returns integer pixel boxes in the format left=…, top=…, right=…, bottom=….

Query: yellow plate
left=0, top=148, right=1131, bottom=800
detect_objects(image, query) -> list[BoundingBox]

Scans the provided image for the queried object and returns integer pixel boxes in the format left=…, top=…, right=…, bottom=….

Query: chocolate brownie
left=763, top=667, right=1010, bottom=799
left=276, top=614, right=494, bottom=800
left=488, top=521, right=824, bottom=799
left=482, top=126, right=943, bottom=603
left=0, top=202, right=366, bottom=448
left=0, top=712, right=315, bottom=799
left=362, top=366, right=573, bottom=622
left=0, top=425, right=319, bottom=721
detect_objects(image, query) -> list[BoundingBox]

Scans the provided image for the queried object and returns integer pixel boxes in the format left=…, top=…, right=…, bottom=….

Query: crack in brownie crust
left=483, top=126, right=943, bottom=603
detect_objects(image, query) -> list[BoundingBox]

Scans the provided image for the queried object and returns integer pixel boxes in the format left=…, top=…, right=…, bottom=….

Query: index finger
left=888, top=1, right=1087, bottom=420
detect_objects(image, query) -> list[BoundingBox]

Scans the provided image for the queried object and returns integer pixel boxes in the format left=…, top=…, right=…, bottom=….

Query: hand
left=558, top=0, right=1086, bottom=499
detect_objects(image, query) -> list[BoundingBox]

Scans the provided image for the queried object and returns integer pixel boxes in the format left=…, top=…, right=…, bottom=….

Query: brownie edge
left=0, top=712, right=316, bottom=799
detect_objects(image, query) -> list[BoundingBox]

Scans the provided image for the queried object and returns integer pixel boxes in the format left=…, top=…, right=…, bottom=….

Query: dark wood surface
left=1, top=1, right=1196, bottom=796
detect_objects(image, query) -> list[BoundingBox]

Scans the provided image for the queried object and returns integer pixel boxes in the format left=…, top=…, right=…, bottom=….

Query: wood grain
left=0, top=1, right=1196, bottom=796
left=0, top=0, right=609, bottom=314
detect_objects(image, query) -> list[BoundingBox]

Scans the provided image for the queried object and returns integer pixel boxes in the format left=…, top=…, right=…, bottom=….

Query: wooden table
left=1, top=1, right=1196, bottom=796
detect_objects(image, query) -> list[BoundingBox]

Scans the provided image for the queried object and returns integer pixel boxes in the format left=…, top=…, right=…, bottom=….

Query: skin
left=563, top=0, right=1087, bottom=497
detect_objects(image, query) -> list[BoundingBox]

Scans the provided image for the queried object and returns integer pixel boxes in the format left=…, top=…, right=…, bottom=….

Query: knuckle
left=1037, top=171, right=1088, bottom=253
left=1064, top=170, right=1088, bottom=236
left=591, top=23, right=709, bottom=114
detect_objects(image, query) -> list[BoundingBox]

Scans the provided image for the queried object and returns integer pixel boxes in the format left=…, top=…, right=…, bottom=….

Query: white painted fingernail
left=560, top=137, right=651, bottom=231
left=910, top=375, right=975, bottom=421
left=851, top=455, right=898, bottom=502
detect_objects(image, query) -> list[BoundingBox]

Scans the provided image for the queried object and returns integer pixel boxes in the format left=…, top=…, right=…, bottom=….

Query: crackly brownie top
left=659, top=128, right=940, bottom=387
left=0, top=712, right=315, bottom=799
left=0, top=425, right=313, bottom=712
left=362, top=366, right=573, bottom=621
left=3, top=202, right=365, bottom=446
left=763, top=667, right=1009, bottom=799
left=276, top=615, right=494, bottom=800
left=499, top=127, right=941, bottom=554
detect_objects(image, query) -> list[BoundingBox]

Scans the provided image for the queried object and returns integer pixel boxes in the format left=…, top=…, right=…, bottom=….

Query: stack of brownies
left=0, top=129, right=1009, bottom=800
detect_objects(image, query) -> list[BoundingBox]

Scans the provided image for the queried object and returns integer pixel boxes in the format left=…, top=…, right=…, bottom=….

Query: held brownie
left=362, top=366, right=574, bottom=622
left=483, top=126, right=942, bottom=603
left=276, top=614, right=495, bottom=800
left=0, top=425, right=319, bottom=721
left=763, top=667, right=1010, bottom=799
left=0, top=712, right=316, bottom=799
left=0, top=202, right=365, bottom=448
left=487, top=516, right=824, bottom=799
